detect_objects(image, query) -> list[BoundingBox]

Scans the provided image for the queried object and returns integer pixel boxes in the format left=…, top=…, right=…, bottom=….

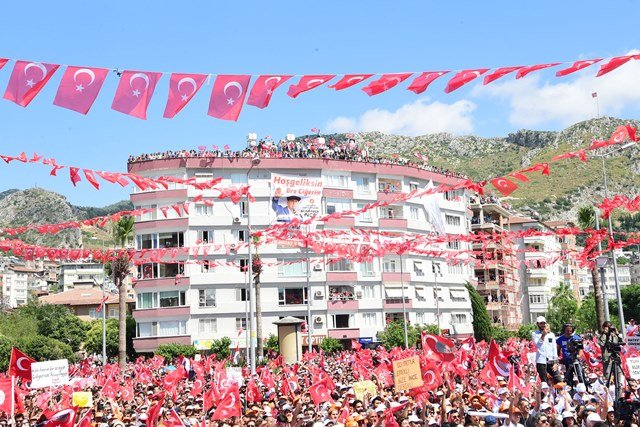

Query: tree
left=577, top=206, right=605, bottom=328
left=379, top=321, right=419, bottom=349
left=112, top=216, right=135, bottom=247
left=19, top=303, right=88, bottom=352
left=210, top=337, right=231, bottom=360
left=85, top=318, right=120, bottom=358
left=0, top=334, right=16, bottom=371
left=156, top=343, right=196, bottom=360
left=575, top=292, right=599, bottom=333
left=112, top=216, right=134, bottom=369
left=465, top=282, right=492, bottom=342
left=516, top=324, right=537, bottom=340
left=617, top=256, right=630, bottom=266
left=490, top=325, right=513, bottom=343
left=610, top=284, right=640, bottom=325
left=545, top=284, right=579, bottom=333
left=265, top=334, right=279, bottom=353
left=320, top=337, right=343, bottom=354
left=19, top=335, right=74, bottom=362
left=415, top=324, right=441, bottom=335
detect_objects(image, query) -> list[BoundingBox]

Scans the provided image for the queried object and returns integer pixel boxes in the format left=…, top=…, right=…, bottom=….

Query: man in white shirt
left=531, top=316, right=560, bottom=386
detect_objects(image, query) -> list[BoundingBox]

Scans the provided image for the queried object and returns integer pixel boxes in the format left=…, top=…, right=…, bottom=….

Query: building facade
left=59, top=262, right=105, bottom=291
left=127, top=156, right=475, bottom=353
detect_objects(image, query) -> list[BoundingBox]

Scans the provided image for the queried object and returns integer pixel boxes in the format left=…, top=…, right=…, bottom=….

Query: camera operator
left=556, top=323, right=583, bottom=388
left=597, top=321, right=624, bottom=394
left=531, top=316, right=562, bottom=386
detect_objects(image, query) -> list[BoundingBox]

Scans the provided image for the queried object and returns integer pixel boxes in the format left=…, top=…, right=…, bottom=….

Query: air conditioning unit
left=314, top=290, right=323, bottom=298
left=313, top=265, right=322, bottom=271
left=314, top=316, right=323, bottom=323
left=229, top=244, right=236, bottom=252
left=233, top=217, right=241, bottom=224
left=356, top=291, right=363, bottom=298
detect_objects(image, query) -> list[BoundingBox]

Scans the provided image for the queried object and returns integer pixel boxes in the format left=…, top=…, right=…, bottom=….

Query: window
left=108, top=308, right=118, bottom=319
left=383, top=259, right=397, bottom=272
left=451, top=314, right=467, bottom=325
left=159, top=232, right=184, bottom=248
left=416, top=312, right=425, bottom=325
left=356, top=204, right=373, bottom=222
left=137, top=292, right=155, bottom=309
left=235, top=230, right=247, bottom=242
left=195, top=204, right=214, bottom=216
left=362, top=312, right=377, bottom=327
left=137, top=322, right=155, bottom=338
left=278, top=261, right=307, bottom=277
left=198, top=318, right=217, bottom=334
left=278, top=288, right=308, bottom=305
left=356, top=177, right=371, bottom=194
left=159, top=320, right=187, bottom=336
left=199, top=289, right=216, bottom=307
left=197, top=230, right=214, bottom=243
left=88, top=308, right=97, bottom=319
left=237, top=288, right=250, bottom=301
left=328, top=259, right=354, bottom=272
left=361, top=284, right=375, bottom=299
left=236, top=317, right=247, bottom=330
left=239, top=258, right=249, bottom=272
left=137, top=233, right=157, bottom=249
left=325, top=174, right=349, bottom=188
left=434, top=287, right=444, bottom=302
left=360, top=262, right=375, bottom=277
left=448, top=264, right=463, bottom=275
left=444, top=190, right=463, bottom=201
left=195, top=173, right=213, bottom=183
left=201, top=260, right=214, bottom=273
left=159, top=291, right=185, bottom=307
left=326, top=198, right=351, bottom=215
left=447, top=239, right=461, bottom=250
left=529, top=294, right=546, bottom=304
left=449, top=289, right=468, bottom=302
left=331, top=314, right=352, bottom=329
left=239, top=201, right=248, bottom=217
left=410, top=207, right=420, bottom=220
left=159, top=263, right=182, bottom=278
left=413, top=261, right=424, bottom=277
left=445, top=215, right=461, bottom=226
left=380, top=206, right=402, bottom=219
left=409, top=182, right=419, bottom=192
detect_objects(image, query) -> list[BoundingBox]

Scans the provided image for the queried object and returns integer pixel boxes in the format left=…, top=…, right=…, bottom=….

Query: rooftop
left=39, top=287, right=133, bottom=306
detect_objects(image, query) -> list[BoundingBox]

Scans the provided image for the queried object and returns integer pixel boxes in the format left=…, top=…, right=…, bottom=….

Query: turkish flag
left=407, top=71, right=449, bottom=94
left=0, top=378, right=13, bottom=414
left=247, top=75, right=292, bottom=108
left=245, top=378, right=262, bottom=403
left=519, top=162, right=550, bottom=176
left=165, top=409, right=186, bottom=427
left=489, top=177, right=518, bottom=196
left=555, top=59, right=602, bottom=77
left=163, top=73, right=207, bottom=118
left=421, top=364, right=443, bottom=391
left=488, top=340, right=511, bottom=377
left=515, top=63, right=561, bottom=79
left=0, top=58, right=7, bottom=71
left=9, top=347, right=34, bottom=380
left=69, top=167, right=82, bottom=186
left=362, top=73, right=413, bottom=96
left=308, top=377, right=334, bottom=405
left=146, top=393, right=165, bottom=427
left=478, top=362, right=498, bottom=387
left=96, top=171, right=129, bottom=187
left=597, top=54, right=640, bottom=77
left=351, top=339, right=362, bottom=351
left=287, top=75, right=335, bottom=98
left=328, top=74, right=373, bottom=90
left=483, top=66, right=524, bottom=85
left=421, top=332, right=455, bottom=362
left=83, top=169, right=101, bottom=190
left=207, top=75, right=251, bottom=121
left=111, top=70, right=162, bottom=120
left=40, top=408, right=77, bottom=427
left=53, top=66, right=109, bottom=114
left=211, top=384, right=241, bottom=420
left=3, top=60, right=59, bottom=107
left=508, top=172, right=530, bottom=182
left=76, top=411, right=93, bottom=427
left=444, top=69, right=489, bottom=93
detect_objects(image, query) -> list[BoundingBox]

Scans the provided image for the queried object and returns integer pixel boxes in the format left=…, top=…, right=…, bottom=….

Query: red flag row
left=0, top=53, right=638, bottom=120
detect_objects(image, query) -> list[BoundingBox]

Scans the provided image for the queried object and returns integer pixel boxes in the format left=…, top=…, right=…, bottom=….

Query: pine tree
left=465, top=282, right=492, bottom=342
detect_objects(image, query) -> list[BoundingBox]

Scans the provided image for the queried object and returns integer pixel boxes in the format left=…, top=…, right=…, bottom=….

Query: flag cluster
left=0, top=53, right=638, bottom=120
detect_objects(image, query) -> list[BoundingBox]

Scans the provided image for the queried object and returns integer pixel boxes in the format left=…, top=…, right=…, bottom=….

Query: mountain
left=328, top=116, right=640, bottom=222
left=0, top=188, right=132, bottom=247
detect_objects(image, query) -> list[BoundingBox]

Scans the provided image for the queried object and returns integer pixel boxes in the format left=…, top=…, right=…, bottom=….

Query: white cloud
left=326, top=99, right=477, bottom=136
left=473, top=51, right=640, bottom=128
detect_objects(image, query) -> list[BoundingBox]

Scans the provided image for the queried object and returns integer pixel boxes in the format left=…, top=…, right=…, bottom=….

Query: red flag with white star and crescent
left=53, top=66, right=109, bottom=114
left=247, top=75, right=292, bottom=109
left=111, top=70, right=162, bottom=120
left=164, top=73, right=208, bottom=118
left=444, top=69, right=489, bottom=93
left=489, top=177, right=519, bottom=196
left=362, top=73, right=413, bottom=96
left=328, top=74, right=373, bottom=90
left=407, top=71, right=449, bottom=94
left=3, top=60, right=60, bottom=107
left=287, top=75, right=335, bottom=98
left=207, top=75, right=251, bottom=121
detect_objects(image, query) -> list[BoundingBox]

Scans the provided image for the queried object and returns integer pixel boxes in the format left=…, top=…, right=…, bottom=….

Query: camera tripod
left=571, top=358, right=588, bottom=392
left=605, top=355, right=623, bottom=401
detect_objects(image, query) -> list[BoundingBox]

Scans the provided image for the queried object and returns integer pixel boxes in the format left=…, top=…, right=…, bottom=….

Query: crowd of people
left=4, top=316, right=640, bottom=427
left=126, top=138, right=468, bottom=180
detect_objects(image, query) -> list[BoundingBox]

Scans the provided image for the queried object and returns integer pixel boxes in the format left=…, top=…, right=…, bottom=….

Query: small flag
left=237, top=327, right=244, bottom=337
left=224, top=144, right=230, bottom=150
left=592, top=92, right=598, bottom=98
left=96, top=296, right=108, bottom=313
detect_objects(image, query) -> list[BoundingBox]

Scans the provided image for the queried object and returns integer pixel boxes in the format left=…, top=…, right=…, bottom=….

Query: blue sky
left=0, top=1, right=639, bottom=206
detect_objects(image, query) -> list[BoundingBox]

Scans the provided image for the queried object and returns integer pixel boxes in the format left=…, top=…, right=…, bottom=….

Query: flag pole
left=10, top=375, right=15, bottom=419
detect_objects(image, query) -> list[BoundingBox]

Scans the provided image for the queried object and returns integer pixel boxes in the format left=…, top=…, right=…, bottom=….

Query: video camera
left=567, top=337, right=584, bottom=354
left=616, top=396, right=640, bottom=421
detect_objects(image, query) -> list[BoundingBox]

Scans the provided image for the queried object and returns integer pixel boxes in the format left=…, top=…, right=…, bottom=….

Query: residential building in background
left=59, top=262, right=105, bottom=291
left=127, top=155, right=475, bottom=353
left=39, top=282, right=134, bottom=321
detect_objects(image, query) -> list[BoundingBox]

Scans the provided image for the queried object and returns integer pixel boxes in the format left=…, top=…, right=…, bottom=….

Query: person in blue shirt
left=556, top=323, right=583, bottom=388
left=272, top=187, right=303, bottom=223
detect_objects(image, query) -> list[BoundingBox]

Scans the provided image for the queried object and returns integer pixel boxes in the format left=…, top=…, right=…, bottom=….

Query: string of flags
left=0, top=53, right=638, bottom=120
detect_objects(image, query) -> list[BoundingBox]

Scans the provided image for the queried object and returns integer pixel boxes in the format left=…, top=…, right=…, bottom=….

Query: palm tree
left=112, top=216, right=134, bottom=368
left=576, top=206, right=605, bottom=327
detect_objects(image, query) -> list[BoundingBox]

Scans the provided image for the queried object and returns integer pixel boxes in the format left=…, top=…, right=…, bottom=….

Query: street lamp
left=246, top=155, right=261, bottom=374
left=593, top=141, right=636, bottom=334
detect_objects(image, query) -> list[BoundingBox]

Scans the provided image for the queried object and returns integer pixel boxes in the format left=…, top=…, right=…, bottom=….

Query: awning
left=414, top=286, right=426, bottom=298
left=385, top=288, right=406, bottom=299
left=450, top=289, right=468, bottom=299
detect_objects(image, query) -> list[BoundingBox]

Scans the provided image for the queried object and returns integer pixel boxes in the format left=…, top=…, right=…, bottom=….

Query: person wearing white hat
left=531, top=316, right=559, bottom=386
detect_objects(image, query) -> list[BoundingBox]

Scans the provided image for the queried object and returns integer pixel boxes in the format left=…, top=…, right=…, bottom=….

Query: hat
left=484, top=415, right=498, bottom=426
left=282, top=404, right=293, bottom=412
left=575, top=383, right=586, bottom=393
left=539, top=403, right=551, bottom=411
left=540, top=383, right=549, bottom=390
left=313, top=423, right=324, bottom=427
left=587, top=373, right=598, bottom=379
left=398, top=396, right=409, bottom=403
left=375, top=405, right=387, bottom=413
left=497, top=388, right=508, bottom=395
left=408, top=415, right=423, bottom=423
left=562, top=411, right=576, bottom=420
left=536, top=316, right=546, bottom=323
left=287, top=195, right=302, bottom=202
left=586, top=413, right=602, bottom=423
left=427, top=419, right=438, bottom=426
left=324, top=420, right=335, bottom=426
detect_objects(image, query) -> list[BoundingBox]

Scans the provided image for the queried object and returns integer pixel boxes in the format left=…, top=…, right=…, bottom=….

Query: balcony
left=135, top=218, right=189, bottom=231
left=323, top=188, right=354, bottom=199
left=324, top=217, right=355, bottom=227
left=383, top=297, right=413, bottom=309
left=133, top=306, right=190, bottom=320
left=130, top=188, right=188, bottom=203
left=134, top=276, right=190, bottom=290
left=328, top=328, right=360, bottom=339
left=381, top=272, right=411, bottom=283
left=377, top=191, right=401, bottom=203
left=327, top=299, right=359, bottom=311
left=527, top=268, right=549, bottom=279
left=133, top=335, right=191, bottom=352
left=379, top=218, right=407, bottom=228
left=326, top=272, right=358, bottom=282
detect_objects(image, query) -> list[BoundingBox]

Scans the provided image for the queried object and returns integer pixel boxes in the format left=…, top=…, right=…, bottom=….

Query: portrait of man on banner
left=272, top=187, right=304, bottom=223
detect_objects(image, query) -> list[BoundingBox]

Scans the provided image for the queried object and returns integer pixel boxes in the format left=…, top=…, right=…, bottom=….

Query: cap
left=408, top=415, right=422, bottom=423
left=324, top=420, right=335, bottom=426
left=540, top=383, right=549, bottom=390
left=586, top=413, right=602, bottom=423
left=497, top=388, right=508, bottom=395
left=398, top=396, right=409, bottom=403
left=313, top=423, right=324, bottom=427
left=427, top=419, right=438, bottom=426
left=539, top=403, right=551, bottom=411
left=375, top=405, right=387, bottom=413
left=287, top=195, right=302, bottom=202
left=588, top=373, right=598, bottom=379
left=575, top=383, right=586, bottom=393
left=562, top=412, right=575, bottom=419
left=536, top=316, right=546, bottom=323
left=484, top=415, right=498, bottom=426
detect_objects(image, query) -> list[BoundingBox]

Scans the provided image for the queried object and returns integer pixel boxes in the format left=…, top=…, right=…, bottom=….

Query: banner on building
left=270, top=173, right=323, bottom=225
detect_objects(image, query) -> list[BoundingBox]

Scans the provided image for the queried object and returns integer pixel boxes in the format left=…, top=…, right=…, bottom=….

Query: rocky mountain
left=327, top=116, right=640, bottom=222
left=0, top=188, right=132, bottom=247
